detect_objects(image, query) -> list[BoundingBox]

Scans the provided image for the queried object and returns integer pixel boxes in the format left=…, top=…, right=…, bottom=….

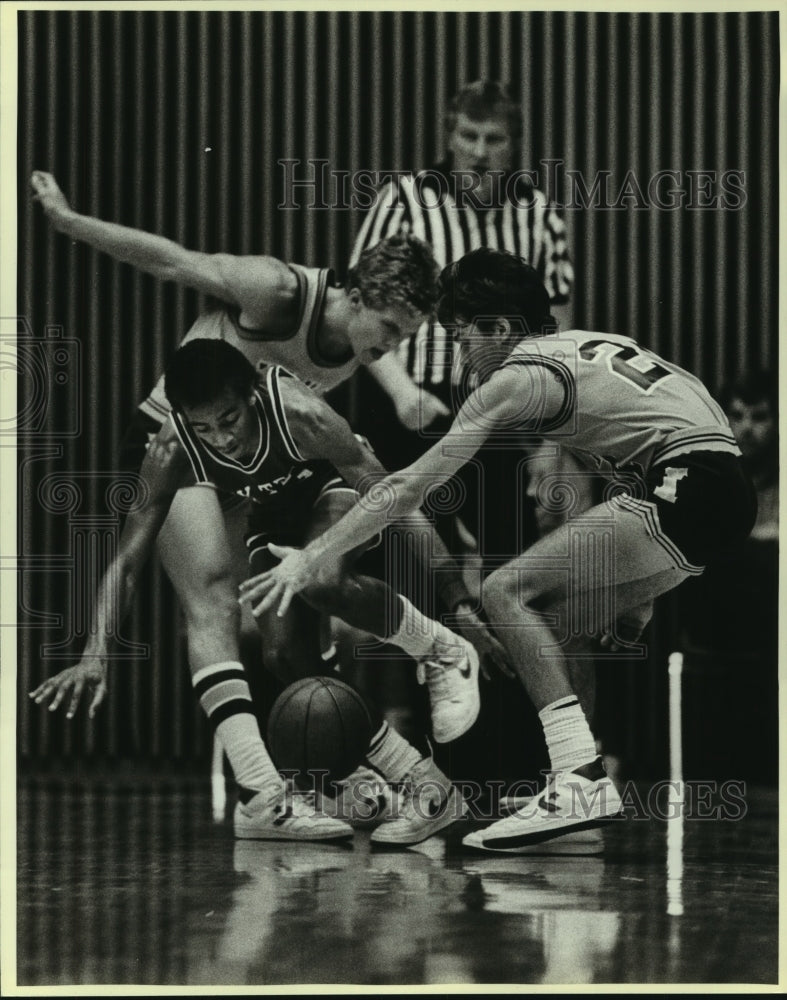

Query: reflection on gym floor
left=16, top=769, right=778, bottom=987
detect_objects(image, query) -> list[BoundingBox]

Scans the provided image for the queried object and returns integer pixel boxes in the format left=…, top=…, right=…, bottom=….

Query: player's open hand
left=239, top=543, right=319, bottom=618
left=29, top=660, right=108, bottom=719
left=450, top=603, right=515, bottom=680
left=31, top=171, right=74, bottom=228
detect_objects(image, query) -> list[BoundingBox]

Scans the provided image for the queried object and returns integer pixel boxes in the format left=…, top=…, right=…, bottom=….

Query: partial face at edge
left=726, top=397, right=777, bottom=460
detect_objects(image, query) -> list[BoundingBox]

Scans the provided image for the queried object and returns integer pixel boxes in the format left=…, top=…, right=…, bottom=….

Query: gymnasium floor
left=15, top=766, right=779, bottom=989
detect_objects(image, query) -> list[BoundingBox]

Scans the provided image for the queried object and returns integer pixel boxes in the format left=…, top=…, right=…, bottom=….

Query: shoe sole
left=370, top=792, right=469, bottom=846
left=465, top=826, right=604, bottom=855
left=234, top=821, right=354, bottom=842
left=463, top=814, right=622, bottom=853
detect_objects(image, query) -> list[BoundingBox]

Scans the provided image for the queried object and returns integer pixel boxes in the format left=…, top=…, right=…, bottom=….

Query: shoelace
left=277, top=782, right=321, bottom=817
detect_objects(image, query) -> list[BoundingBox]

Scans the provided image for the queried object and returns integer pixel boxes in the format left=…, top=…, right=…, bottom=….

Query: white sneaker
left=495, top=792, right=605, bottom=853
left=463, top=758, right=622, bottom=853
left=234, top=786, right=354, bottom=842
left=370, top=757, right=468, bottom=846
left=317, top=766, right=401, bottom=829
left=416, top=638, right=480, bottom=743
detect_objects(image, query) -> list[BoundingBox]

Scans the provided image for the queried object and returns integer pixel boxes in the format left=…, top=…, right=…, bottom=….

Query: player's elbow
left=171, top=250, right=230, bottom=299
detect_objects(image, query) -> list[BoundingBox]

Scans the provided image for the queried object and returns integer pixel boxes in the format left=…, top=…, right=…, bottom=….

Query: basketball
left=266, top=676, right=374, bottom=787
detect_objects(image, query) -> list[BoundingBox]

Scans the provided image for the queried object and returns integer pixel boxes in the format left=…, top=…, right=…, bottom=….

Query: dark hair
left=436, top=248, right=554, bottom=337
left=346, top=232, right=440, bottom=316
left=164, top=339, right=257, bottom=411
left=719, top=370, right=778, bottom=419
left=444, top=80, right=523, bottom=142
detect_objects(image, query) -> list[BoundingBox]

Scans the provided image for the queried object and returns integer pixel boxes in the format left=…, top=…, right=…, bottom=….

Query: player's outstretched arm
left=30, top=171, right=291, bottom=320
left=367, top=351, right=450, bottom=430
left=240, top=367, right=529, bottom=619
left=28, top=427, right=189, bottom=718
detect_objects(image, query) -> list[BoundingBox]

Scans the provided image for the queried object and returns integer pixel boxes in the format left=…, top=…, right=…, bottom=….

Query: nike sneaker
left=416, top=637, right=480, bottom=743
left=370, top=756, right=468, bottom=846
left=463, top=758, right=622, bottom=853
left=317, top=766, right=401, bottom=829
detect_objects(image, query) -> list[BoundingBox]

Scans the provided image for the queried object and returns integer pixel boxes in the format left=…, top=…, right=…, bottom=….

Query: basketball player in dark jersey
left=30, top=171, right=508, bottom=827
left=245, top=249, right=757, bottom=853
left=32, top=339, right=481, bottom=845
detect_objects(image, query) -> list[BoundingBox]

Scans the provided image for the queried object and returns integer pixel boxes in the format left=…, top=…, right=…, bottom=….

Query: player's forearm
left=54, top=210, right=189, bottom=283
left=367, top=351, right=415, bottom=395
left=81, top=557, right=140, bottom=661
left=308, top=469, right=442, bottom=564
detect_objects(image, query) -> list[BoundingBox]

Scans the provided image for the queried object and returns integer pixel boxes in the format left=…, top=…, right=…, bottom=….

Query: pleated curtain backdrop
left=17, top=10, right=779, bottom=765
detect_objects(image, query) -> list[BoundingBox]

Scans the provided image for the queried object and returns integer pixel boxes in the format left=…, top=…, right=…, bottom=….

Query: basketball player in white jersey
left=243, top=248, right=757, bottom=853
left=31, top=339, right=483, bottom=845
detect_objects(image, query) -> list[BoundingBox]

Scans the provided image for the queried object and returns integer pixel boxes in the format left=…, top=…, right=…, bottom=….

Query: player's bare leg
left=157, top=486, right=350, bottom=840
left=464, top=502, right=692, bottom=852
left=294, top=490, right=470, bottom=842
left=298, top=489, right=480, bottom=745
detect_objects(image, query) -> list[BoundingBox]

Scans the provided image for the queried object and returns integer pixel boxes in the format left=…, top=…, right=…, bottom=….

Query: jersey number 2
left=579, top=339, right=671, bottom=392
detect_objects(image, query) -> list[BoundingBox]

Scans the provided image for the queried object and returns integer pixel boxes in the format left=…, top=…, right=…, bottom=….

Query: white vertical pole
left=211, top=733, right=227, bottom=823
left=667, top=652, right=684, bottom=918
left=668, top=652, right=684, bottom=784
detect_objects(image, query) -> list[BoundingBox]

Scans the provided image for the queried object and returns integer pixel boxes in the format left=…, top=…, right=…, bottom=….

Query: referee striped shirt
left=350, top=163, right=573, bottom=401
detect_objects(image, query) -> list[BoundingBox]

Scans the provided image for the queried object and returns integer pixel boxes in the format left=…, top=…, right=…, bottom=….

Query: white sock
left=381, top=595, right=463, bottom=659
left=365, top=722, right=425, bottom=781
left=193, top=661, right=282, bottom=797
left=538, top=696, right=598, bottom=773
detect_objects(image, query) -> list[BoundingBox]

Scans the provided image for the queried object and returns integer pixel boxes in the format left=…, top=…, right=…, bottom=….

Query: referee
left=349, top=80, right=574, bottom=553
left=346, top=80, right=575, bottom=791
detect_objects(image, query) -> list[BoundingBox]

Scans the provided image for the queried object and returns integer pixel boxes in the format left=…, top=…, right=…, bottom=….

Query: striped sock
left=538, top=696, right=598, bottom=773
left=364, top=721, right=425, bottom=781
left=382, top=595, right=463, bottom=659
left=193, top=661, right=282, bottom=798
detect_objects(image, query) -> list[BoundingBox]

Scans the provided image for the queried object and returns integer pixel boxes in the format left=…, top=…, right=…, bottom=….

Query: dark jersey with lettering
left=169, top=365, right=341, bottom=520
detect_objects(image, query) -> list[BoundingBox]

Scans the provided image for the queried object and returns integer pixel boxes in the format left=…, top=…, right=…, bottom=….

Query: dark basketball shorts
left=612, top=450, right=757, bottom=569
left=244, top=466, right=358, bottom=562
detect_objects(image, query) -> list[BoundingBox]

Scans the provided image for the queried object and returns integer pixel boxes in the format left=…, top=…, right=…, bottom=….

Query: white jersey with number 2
left=500, top=330, right=740, bottom=474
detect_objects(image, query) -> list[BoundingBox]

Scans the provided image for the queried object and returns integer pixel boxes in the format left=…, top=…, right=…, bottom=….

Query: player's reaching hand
left=239, top=542, right=321, bottom=618
left=31, top=171, right=74, bottom=230
left=450, top=602, right=515, bottom=680
left=29, top=660, right=108, bottom=720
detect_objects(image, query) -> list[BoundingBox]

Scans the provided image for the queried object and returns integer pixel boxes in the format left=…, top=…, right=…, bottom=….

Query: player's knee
left=180, top=570, right=239, bottom=633
left=483, top=567, right=539, bottom=615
